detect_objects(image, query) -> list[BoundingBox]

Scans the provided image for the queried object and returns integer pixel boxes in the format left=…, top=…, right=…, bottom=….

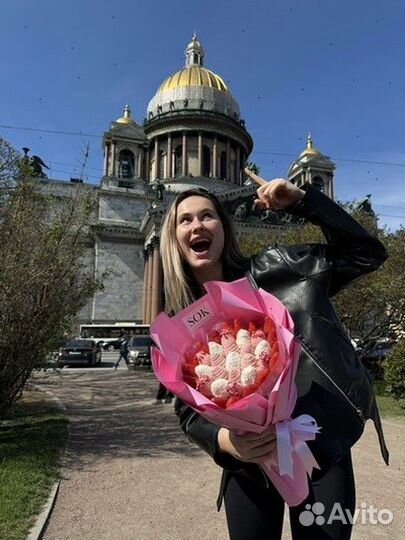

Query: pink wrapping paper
left=151, top=277, right=321, bottom=506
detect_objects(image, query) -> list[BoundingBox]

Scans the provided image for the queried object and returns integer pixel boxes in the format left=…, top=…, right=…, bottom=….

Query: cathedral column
left=182, top=132, right=187, bottom=176
left=146, top=245, right=154, bottom=323
left=213, top=136, right=218, bottom=177
left=242, top=152, right=248, bottom=182
left=236, top=146, right=241, bottom=185
left=150, top=240, right=162, bottom=320
left=104, top=142, right=110, bottom=176
left=328, top=173, right=334, bottom=199
left=111, top=141, right=117, bottom=176
left=198, top=132, right=203, bottom=176
left=154, top=138, right=160, bottom=180
left=226, top=139, right=231, bottom=181
left=145, top=148, right=150, bottom=182
left=167, top=134, right=172, bottom=179
left=142, top=251, right=149, bottom=323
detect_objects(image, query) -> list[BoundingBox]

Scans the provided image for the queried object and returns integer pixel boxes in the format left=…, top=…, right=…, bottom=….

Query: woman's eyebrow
left=177, top=207, right=214, bottom=219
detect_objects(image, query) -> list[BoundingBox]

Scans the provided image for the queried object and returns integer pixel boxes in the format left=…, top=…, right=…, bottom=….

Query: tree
left=239, top=200, right=405, bottom=356
left=0, top=137, right=20, bottom=184
left=384, top=339, right=405, bottom=404
left=0, top=139, right=105, bottom=420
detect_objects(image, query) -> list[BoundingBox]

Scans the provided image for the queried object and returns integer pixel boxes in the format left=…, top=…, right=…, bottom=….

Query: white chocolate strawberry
left=254, top=339, right=271, bottom=359
left=211, top=365, right=228, bottom=380
left=195, top=364, right=213, bottom=379
left=211, top=378, right=229, bottom=399
left=225, top=352, right=241, bottom=383
left=208, top=341, right=223, bottom=358
left=240, top=339, right=253, bottom=354
left=241, top=366, right=257, bottom=386
left=225, top=351, right=241, bottom=370
left=208, top=341, right=226, bottom=371
left=241, top=352, right=256, bottom=369
left=236, top=329, right=250, bottom=348
left=221, top=333, right=238, bottom=355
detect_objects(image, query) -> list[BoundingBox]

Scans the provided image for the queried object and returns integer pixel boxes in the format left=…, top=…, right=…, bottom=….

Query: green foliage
left=0, top=390, right=68, bottom=540
left=384, top=339, right=405, bottom=404
left=373, top=380, right=405, bottom=417
left=333, top=226, right=405, bottom=353
left=239, top=232, right=268, bottom=257
left=0, top=138, right=105, bottom=420
left=0, top=137, right=20, bottom=184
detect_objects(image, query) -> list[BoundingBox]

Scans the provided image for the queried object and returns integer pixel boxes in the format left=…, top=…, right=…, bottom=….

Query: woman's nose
left=191, top=218, right=204, bottom=231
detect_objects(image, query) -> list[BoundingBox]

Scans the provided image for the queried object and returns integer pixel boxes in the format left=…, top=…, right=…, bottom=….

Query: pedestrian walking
left=114, top=335, right=129, bottom=369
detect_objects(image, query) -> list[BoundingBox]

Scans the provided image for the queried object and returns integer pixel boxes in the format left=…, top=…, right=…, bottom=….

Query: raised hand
left=244, top=168, right=305, bottom=211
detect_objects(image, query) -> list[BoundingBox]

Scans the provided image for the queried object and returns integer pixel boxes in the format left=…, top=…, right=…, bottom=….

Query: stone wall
left=92, top=238, right=145, bottom=322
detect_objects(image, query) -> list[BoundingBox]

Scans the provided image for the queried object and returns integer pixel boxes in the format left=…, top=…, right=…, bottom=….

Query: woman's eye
left=179, top=216, right=190, bottom=224
left=202, top=212, right=213, bottom=220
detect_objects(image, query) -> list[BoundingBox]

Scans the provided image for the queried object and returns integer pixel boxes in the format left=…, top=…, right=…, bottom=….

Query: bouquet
left=151, top=278, right=321, bottom=506
left=182, top=317, right=282, bottom=408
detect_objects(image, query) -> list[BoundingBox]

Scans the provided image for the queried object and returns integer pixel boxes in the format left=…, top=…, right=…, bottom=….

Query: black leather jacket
left=175, top=184, right=389, bottom=506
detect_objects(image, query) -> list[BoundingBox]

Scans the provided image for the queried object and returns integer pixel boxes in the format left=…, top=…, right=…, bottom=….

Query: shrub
left=384, top=339, right=405, bottom=403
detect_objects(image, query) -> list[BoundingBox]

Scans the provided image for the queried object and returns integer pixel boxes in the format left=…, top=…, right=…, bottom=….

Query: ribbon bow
left=275, top=414, right=321, bottom=478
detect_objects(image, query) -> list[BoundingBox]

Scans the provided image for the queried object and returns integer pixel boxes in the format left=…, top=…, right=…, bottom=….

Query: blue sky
left=1, top=0, right=404, bottom=229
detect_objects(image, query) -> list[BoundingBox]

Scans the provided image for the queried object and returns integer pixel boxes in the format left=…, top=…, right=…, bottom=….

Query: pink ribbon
left=274, top=414, right=321, bottom=478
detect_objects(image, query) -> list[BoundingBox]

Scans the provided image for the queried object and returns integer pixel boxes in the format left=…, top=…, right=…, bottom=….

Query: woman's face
left=175, top=195, right=225, bottom=283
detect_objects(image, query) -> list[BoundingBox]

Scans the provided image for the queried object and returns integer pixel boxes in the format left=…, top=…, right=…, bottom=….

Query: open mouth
left=190, top=237, right=211, bottom=253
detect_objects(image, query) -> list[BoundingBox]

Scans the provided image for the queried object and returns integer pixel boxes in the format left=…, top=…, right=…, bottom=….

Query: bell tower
left=288, top=134, right=335, bottom=199
left=102, top=104, right=147, bottom=189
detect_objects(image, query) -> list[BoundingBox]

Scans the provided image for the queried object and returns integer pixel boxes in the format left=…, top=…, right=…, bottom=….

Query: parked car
left=127, top=335, right=153, bottom=367
left=102, top=338, right=126, bottom=351
left=58, top=339, right=102, bottom=367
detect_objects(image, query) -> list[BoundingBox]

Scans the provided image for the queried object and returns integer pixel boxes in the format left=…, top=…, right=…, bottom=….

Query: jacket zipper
left=300, top=341, right=366, bottom=424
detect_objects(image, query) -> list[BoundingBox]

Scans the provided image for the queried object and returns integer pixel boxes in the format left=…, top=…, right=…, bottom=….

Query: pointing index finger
left=244, top=167, right=267, bottom=187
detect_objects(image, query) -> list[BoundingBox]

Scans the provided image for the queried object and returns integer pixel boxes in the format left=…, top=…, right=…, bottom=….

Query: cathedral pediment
left=106, top=123, right=146, bottom=142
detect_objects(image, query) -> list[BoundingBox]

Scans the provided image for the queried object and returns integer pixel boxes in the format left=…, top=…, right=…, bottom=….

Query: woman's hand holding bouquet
left=218, top=424, right=277, bottom=463
left=151, top=278, right=321, bottom=506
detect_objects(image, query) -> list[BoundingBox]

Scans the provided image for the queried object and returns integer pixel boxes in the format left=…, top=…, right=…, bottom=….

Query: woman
left=159, top=172, right=389, bottom=540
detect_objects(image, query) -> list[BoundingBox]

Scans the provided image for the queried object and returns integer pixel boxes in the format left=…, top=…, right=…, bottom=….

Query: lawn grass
left=0, top=388, right=68, bottom=540
left=373, top=380, right=405, bottom=418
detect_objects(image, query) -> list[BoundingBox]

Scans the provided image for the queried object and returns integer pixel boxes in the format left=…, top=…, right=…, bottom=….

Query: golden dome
left=299, top=134, right=321, bottom=158
left=157, top=66, right=229, bottom=94
left=116, top=104, right=136, bottom=124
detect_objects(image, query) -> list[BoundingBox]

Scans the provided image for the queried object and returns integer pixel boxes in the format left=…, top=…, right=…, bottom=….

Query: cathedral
left=39, top=35, right=335, bottom=326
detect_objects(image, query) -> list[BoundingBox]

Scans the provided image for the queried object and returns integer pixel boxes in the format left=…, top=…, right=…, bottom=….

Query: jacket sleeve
left=287, top=184, right=388, bottom=296
left=174, top=397, right=243, bottom=470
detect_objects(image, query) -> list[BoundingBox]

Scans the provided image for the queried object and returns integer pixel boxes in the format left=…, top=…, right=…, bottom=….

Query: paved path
left=32, top=369, right=404, bottom=540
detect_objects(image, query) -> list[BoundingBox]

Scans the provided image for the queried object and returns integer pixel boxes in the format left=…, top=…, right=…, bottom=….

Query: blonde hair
left=160, top=189, right=249, bottom=314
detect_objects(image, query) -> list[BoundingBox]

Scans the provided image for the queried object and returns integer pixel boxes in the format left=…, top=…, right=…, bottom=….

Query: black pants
left=156, top=382, right=174, bottom=401
left=224, top=451, right=355, bottom=540
left=115, top=351, right=128, bottom=367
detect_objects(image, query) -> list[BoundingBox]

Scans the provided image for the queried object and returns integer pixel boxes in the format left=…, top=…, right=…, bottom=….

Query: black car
left=58, top=339, right=102, bottom=367
left=127, top=335, right=153, bottom=367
